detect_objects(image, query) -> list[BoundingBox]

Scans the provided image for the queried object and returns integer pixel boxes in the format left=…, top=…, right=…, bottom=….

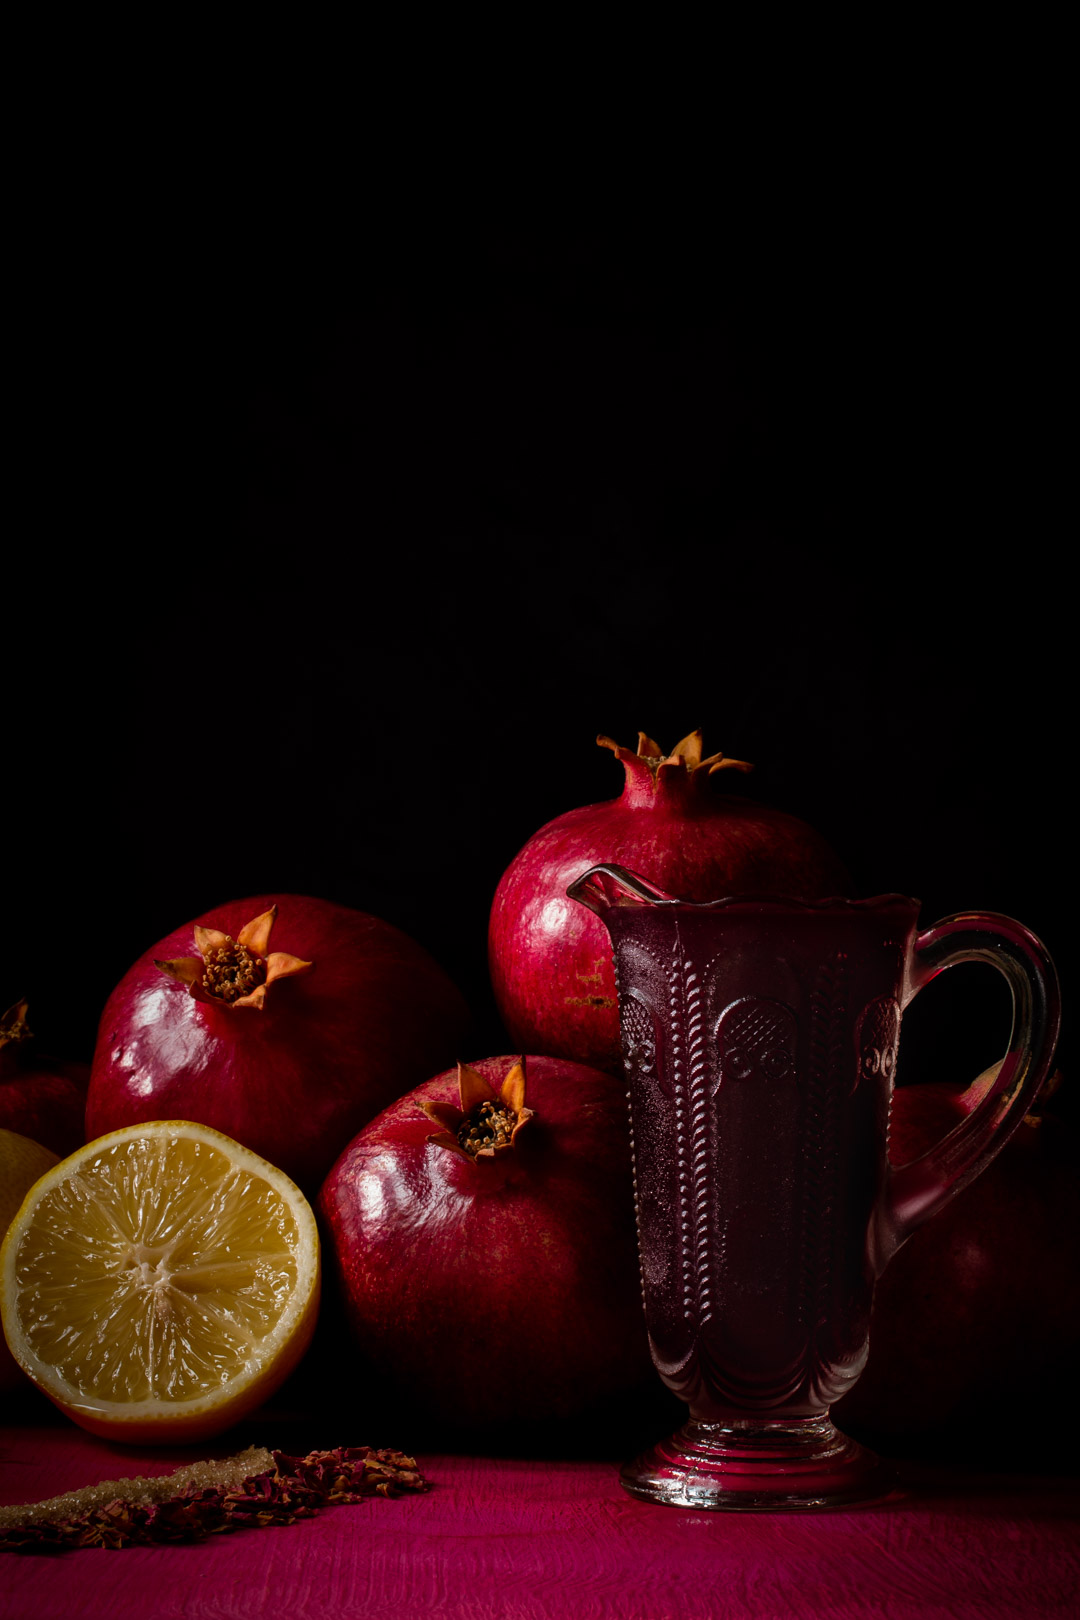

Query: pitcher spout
left=566, top=864, right=684, bottom=919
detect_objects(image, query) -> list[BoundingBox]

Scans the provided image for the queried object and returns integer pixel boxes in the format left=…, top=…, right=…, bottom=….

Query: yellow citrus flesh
left=0, top=1122, right=320, bottom=1442
left=1, top=1129, right=61, bottom=1391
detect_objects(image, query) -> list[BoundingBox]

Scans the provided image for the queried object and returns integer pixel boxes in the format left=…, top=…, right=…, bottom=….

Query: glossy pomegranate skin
left=834, top=1080, right=1080, bottom=1439
left=318, top=1055, right=654, bottom=1429
left=86, top=894, right=470, bottom=1193
left=490, top=774, right=853, bottom=1072
left=0, top=1017, right=87, bottom=1160
left=0, top=1069, right=85, bottom=1160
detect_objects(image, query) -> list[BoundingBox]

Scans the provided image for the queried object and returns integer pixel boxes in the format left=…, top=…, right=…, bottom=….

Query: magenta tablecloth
left=2, top=1425, right=1078, bottom=1619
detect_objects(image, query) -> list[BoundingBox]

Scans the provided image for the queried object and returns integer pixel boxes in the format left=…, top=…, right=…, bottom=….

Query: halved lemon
left=0, top=1121, right=320, bottom=1443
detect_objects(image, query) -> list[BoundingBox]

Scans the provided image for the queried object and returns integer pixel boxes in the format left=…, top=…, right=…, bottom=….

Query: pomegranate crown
left=155, top=905, right=313, bottom=1012
left=0, top=998, right=32, bottom=1051
left=597, top=729, right=753, bottom=777
left=0, top=998, right=33, bottom=1079
left=420, top=1059, right=535, bottom=1162
left=597, top=729, right=753, bottom=806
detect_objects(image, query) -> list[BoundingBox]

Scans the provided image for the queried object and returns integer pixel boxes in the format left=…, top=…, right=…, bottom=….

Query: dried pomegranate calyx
left=457, top=1098, right=519, bottom=1155
left=0, top=998, right=32, bottom=1052
left=597, top=729, right=754, bottom=778
left=201, top=939, right=267, bottom=1003
left=0, top=998, right=33, bottom=1081
left=421, top=1059, right=535, bottom=1162
left=155, top=905, right=313, bottom=1011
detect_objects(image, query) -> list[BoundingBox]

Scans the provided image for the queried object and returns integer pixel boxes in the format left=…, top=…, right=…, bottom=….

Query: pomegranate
left=0, top=1001, right=86, bottom=1159
left=318, top=1055, right=654, bottom=1433
left=835, top=1065, right=1080, bottom=1441
left=489, top=730, right=853, bottom=1071
left=86, top=895, right=470, bottom=1193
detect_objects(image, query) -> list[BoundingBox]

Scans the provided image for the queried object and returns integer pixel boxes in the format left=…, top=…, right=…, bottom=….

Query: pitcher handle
left=873, top=910, right=1060, bottom=1273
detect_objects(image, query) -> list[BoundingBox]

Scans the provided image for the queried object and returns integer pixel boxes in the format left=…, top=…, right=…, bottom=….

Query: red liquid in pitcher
left=610, top=897, right=918, bottom=1420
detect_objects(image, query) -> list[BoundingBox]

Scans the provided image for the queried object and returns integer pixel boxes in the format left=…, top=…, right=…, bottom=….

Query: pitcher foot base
left=621, top=1415, right=891, bottom=1512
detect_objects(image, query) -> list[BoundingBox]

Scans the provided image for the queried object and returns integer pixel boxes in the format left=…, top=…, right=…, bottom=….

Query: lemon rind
left=0, top=1120, right=320, bottom=1425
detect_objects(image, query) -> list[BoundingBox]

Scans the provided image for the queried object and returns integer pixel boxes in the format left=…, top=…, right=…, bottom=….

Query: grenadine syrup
left=573, top=871, right=919, bottom=1421
left=571, top=863, right=1058, bottom=1507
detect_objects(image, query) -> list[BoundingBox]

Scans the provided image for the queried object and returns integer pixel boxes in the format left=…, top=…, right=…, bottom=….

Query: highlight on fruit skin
left=0, top=1121, right=320, bottom=1444
left=488, top=726, right=855, bottom=1073
left=318, top=1053, right=655, bottom=1432
left=86, top=892, right=472, bottom=1194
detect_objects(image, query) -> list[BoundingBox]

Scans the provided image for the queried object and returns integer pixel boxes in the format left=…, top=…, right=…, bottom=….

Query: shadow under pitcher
left=568, top=866, right=1060, bottom=1511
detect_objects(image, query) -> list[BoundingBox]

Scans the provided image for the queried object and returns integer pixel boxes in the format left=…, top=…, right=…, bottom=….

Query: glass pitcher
left=568, top=865, right=1060, bottom=1510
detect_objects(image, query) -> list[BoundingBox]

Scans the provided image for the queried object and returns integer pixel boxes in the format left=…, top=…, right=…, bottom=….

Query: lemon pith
left=1, top=1122, right=319, bottom=1437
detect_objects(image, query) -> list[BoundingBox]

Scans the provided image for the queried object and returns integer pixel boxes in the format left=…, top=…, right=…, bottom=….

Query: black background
left=6, top=208, right=1071, bottom=1112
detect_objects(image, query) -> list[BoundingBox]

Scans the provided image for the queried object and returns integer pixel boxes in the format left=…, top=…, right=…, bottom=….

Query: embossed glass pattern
left=569, top=865, right=1059, bottom=1510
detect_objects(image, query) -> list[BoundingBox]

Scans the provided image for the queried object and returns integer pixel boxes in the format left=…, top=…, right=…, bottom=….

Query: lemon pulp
left=3, top=1125, right=317, bottom=1423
